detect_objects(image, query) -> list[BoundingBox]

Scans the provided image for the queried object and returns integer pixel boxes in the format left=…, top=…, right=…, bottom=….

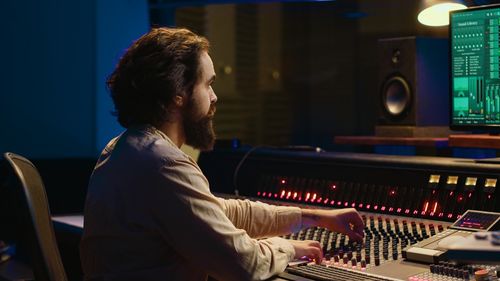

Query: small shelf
left=449, top=134, right=500, bottom=149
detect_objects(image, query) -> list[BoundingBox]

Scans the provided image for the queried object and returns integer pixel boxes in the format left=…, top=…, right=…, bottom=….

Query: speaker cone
left=381, top=76, right=411, bottom=117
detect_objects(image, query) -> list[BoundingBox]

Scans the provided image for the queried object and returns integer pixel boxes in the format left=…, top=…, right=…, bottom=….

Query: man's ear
left=173, top=95, right=184, bottom=107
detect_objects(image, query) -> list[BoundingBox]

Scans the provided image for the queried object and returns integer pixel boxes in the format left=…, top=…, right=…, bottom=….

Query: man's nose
left=210, top=91, right=218, bottom=104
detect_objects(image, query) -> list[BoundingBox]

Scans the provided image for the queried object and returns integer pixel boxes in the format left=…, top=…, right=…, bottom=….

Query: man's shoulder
left=124, top=129, right=190, bottom=166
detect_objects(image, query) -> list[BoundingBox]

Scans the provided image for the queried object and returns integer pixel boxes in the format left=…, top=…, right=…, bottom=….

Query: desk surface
left=52, top=215, right=84, bottom=228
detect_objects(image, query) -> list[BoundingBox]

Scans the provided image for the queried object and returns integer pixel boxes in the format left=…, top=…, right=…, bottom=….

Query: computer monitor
left=450, top=4, right=500, bottom=131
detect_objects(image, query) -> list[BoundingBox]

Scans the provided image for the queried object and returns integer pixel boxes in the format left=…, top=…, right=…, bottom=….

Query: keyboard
left=286, top=264, right=403, bottom=281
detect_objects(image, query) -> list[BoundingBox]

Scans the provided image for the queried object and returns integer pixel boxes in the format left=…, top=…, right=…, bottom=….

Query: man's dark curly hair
left=107, top=27, right=210, bottom=128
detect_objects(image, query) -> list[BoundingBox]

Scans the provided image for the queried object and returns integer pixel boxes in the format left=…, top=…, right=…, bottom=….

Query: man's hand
left=301, top=208, right=364, bottom=242
left=288, top=240, right=323, bottom=264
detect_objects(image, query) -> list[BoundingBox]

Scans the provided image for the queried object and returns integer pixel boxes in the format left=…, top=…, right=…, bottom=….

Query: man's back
left=81, top=126, right=208, bottom=280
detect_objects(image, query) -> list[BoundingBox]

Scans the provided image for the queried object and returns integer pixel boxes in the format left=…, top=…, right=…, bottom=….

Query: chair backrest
left=3, top=152, right=68, bottom=281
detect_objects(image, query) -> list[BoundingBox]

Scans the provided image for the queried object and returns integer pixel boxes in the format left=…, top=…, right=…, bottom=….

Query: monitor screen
left=450, top=5, right=500, bottom=130
left=451, top=210, right=500, bottom=231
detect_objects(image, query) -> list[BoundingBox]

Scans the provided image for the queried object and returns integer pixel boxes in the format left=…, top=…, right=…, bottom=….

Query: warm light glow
left=418, top=3, right=466, bottom=27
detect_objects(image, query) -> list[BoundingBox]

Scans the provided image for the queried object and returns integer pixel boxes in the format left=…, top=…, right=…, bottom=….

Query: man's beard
left=183, top=102, right=216, bottom=151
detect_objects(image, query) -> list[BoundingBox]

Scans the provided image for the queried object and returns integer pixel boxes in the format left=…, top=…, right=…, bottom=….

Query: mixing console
left=280, top=212, right=499, bottom=280
left=285, top=262, right=499, bottom=281
left=199, top=148, right=500, bottom=280
left=200, top=149, right=499, bottom=222
left=283, top=215, right=447, bottom=268
left=279, top=213, right=453, bottom=280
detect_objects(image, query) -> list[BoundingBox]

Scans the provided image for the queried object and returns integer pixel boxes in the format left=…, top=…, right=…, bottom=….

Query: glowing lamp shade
left=418, top=2, right=467, bottom=26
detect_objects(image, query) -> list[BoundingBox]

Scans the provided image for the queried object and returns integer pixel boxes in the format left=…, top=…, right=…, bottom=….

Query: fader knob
left=356, top=252, right=361, bottom=262
left=347, top=251, right=353, bottom=260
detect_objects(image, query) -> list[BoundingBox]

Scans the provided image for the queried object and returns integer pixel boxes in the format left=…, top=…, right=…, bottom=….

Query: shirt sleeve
left=150, top=156, right=296, bottom=281
left=217, top=198, right=302, bottom=239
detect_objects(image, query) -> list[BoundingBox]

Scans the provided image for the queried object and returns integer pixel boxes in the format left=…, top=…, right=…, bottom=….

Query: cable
left=231, top=145, right=324, bottom=195
left=232, top=145, right=272, bottom=195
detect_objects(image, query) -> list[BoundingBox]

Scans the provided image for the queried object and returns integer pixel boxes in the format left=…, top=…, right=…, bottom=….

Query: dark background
left=1, top=0, right=499, bottom=212
left=3, top=0, right=496, bottom=158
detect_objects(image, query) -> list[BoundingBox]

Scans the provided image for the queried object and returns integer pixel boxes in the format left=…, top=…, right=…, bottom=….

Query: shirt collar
left=139, top=124, right=197, bottom=164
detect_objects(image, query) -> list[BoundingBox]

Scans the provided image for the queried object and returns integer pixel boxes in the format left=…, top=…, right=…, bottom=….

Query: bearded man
left=80, top=27, right=364, bottom=281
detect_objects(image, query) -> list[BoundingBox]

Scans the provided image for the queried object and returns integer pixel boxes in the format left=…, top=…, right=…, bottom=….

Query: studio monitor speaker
left=377, top=37, right=449, bottom=127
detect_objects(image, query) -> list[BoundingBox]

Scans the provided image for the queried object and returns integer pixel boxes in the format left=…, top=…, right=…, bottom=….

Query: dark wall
left=0, top=0, right=453, bottom=156
left=283, top=0, right=448, bottom=148
left=0, top=0, right=96, bottom=158
left=0, top=0, right=149, bottom=159
left=169, top=1, right=449, bottom=149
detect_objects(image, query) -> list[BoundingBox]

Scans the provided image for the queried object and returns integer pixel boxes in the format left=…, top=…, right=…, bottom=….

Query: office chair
left=3, top=152, right=68, bottom=281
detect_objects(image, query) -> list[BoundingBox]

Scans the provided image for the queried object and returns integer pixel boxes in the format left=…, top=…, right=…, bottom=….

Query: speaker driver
left=382, top=76, right=411, bottom=117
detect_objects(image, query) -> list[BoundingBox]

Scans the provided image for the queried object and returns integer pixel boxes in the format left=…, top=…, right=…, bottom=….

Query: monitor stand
left=449, top=134, right=500, bottom=164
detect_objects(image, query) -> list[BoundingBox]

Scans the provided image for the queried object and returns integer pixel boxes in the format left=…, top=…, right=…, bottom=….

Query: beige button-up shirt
left=80, top=126, right=302, bottom=281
